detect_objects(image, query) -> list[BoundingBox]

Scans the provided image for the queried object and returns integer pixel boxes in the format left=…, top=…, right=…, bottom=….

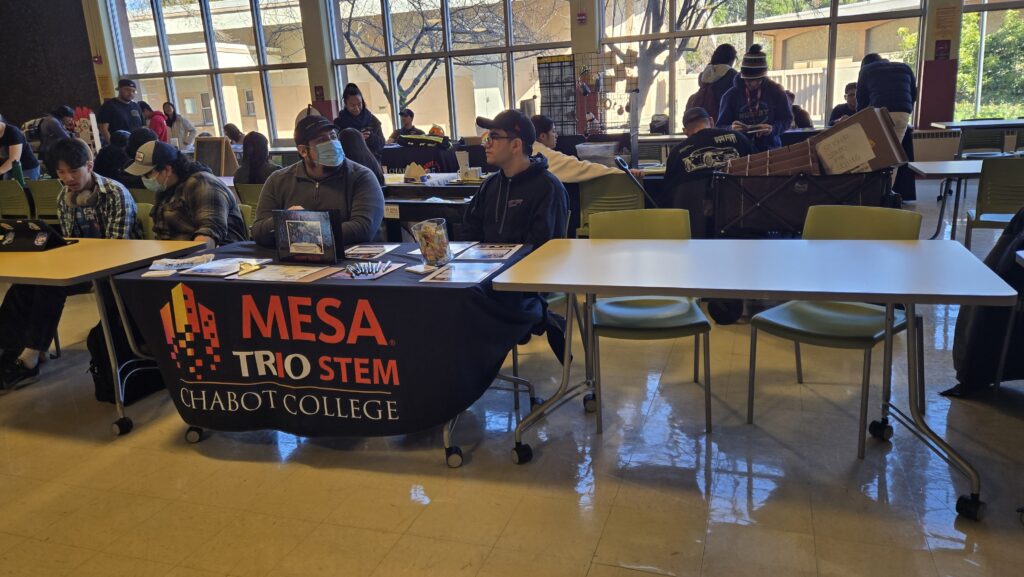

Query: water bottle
left=11, top=160, right=26, bottom=188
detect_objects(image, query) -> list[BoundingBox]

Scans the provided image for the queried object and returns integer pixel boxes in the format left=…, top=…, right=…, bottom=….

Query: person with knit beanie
left=716, top=44, right=793, bottom=152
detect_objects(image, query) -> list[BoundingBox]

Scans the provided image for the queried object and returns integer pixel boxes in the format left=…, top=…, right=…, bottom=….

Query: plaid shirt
left=57, top=173, right=142, bottom=239
left=152, top=170, right=247, bottom=245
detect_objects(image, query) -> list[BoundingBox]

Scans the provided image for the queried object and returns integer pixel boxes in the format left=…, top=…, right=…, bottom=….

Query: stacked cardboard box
left=723, top=107, right=908, bottom=177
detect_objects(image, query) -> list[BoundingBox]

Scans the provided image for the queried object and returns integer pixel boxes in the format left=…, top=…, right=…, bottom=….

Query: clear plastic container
left=411, top=218, right=452, bottom=266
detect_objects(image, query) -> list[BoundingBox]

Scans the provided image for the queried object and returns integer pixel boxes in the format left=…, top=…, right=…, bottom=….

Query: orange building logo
left=160, top=283, right=221, bottom=381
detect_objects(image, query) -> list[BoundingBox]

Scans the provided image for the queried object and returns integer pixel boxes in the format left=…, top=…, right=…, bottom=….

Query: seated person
left=665, top=107, right=753, bottom=184
left=251, top=115, right=384, bottom=248
left=0, top=138, right=141, bottom=390
left=466, top=110, right=569, bottom=362
left=234, top=131, right=282, bottom=185
left=829, top=82, right=858, bottom=126
left=530, top=114, right=643, bottom=183
left=125, top=140, right=247, bottom=247
left=93, top=130, right=131, bottom=181
left=387, top=108, right=425, bottom=143
left=785, top=91, right=814, bottom=129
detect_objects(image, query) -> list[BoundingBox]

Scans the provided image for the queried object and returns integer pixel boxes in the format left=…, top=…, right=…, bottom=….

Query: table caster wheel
left=583, top=393, right=597, bottom=413
left=530, top=396, right=544, bottom=410
left=111, top=417, right=133, bottom=437
left=956, top=494, right=985, bottom=521
left=185, top=426, right=204, bottom=444
left=511, top=443, right=533, bottom=465
left=868, top=419, right=894, bottom=441
left=445, top=446, right=463, bottom=468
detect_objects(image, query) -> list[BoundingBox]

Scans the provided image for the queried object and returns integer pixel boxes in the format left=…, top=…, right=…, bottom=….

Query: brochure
left=345, top=244, right=401, bottom=260
left=409, top=241, right=477, bottom=256
left=455, top=243, right=522, bottom=261
left=227, top=264, right=332, bottom=283
left=149, top=253, right=214, bottom=271
left=273, top=210, right=339, bottom=265
left=333, top=261, right=405, bottom=280
left=420, top=262, right=503, bottom=284
left=181, top=258, right=272, bottom=277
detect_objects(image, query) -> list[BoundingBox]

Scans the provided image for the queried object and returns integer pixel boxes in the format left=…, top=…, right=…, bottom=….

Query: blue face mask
left=314, top=139, right=345, bottom=167
left=142, top=172, right=166, bottom=193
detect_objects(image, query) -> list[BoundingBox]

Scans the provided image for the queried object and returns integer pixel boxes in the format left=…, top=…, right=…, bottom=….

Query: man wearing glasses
left=465, top=110, right=570, bottom=363
left=251, top=114, right=384, bottom=248
left=828, top=82, right=858, bottom=126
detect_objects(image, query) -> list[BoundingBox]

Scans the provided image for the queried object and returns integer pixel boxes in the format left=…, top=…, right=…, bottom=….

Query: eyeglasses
left=481, top=132, right=516, bottom=147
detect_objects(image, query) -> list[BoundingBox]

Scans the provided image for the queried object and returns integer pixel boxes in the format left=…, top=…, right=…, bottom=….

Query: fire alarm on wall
left=576, top=11, right=587, bottom=24
left=92, top=55, right=103, bottom=65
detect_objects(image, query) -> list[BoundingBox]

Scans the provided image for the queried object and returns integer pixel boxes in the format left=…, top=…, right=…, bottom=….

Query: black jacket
left=857, top=61, right=917, bottom=114
left=334, top=108, right=386, bottom=156
left=717, top=76, right=793, bottom=152
left=464, top=154, right=567, bottom=247
left=828, top=103, right=857, bottom=126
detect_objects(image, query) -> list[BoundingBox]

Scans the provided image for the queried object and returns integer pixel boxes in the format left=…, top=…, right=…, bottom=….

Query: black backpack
left=86, top=316, right=165, bottom=405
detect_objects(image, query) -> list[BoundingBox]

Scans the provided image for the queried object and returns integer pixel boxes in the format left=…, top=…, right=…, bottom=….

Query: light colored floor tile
left=496, top=495, right=611, bottom=564
left=103, top=502, right=240, bottom=565
left=323, top=482, right=433, bottom=533
left=68, top=553, right=176, bottom=577
left=931, top=549, right=1022, bottom=577
left=815, top=537, right=938, bottom=577
left=180, top=512, right=318, bottom=576
left=701, top=523, right=816, bottom=577
left=587, top=565, right=669, bottom=577
left=164, top=567, right=229, bottom=577
left=267, top=524, right=400, bottom=577
left=478, top=547, right=591, bottom=577
left=593, top=504, right=706, bottom=577
left=0, top=481, right=109, bottom=538
left=810, top=483, right=929, bottom=550
left=406, top=488, right=521, bottom=547
left=40, top=491, right=172, bottom=550
left=0, top=538, right=95, bottom=577
left=369, top=534, right=489, bottom=577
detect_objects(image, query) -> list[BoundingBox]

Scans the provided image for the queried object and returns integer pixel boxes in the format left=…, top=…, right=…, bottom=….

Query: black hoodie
left=464, top=154, right=567, bottom=248
left=334, top=107, right=386, bottom=156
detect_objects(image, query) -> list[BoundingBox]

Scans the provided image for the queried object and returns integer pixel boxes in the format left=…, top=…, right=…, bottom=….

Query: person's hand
left=629, top=168, right=645, bottom=178
left=837, top=115, right=849, bottom=123
left=288, top=205, right=304, bottom=210
left=362, top=132, right=370, bottom=140
left=748, top=124, right=772, bottom=134
left=731, top=121, right=747, bottom=132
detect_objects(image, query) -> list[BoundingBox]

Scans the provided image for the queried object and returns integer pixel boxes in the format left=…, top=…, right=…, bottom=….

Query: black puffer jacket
left=463, top=154, right=567, bottom=248
left=334, top=107, right=386, bottom=156
left=856, top=60, right=917, bottom=114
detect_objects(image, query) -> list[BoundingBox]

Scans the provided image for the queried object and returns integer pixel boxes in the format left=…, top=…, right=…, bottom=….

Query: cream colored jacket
left=533, top=141, right=620, bottom=184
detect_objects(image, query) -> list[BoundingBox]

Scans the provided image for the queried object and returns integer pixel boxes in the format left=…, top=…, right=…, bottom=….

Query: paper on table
left=149, top=253, right=214, bottom=271
left=455, top=243, right=522, bottom=261
left=142, top=269, right=177, bottom=278
left=815, top=123, right=875, bottom=174
left=409, top=241, right=477, bottom=256
left=421, top=262, right=503, bottom=283
left=345, top=244, right=401, bottom=260
left=227, top=264, right=328, bottom=282
left=181, top=258, right=272, bottom=277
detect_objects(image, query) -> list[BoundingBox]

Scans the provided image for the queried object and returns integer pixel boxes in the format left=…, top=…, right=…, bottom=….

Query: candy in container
left=411, top=218, right=453, bottom=266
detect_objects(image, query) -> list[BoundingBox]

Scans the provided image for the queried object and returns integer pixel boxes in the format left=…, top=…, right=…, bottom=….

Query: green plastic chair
left=588, top=208, right=714, bottom=434
left=129, top=187, right=155, bottom=205
left=576, top=173, right=645, bottom=238
left=965, top=158, right=1024, bottom=250
left=959, top=126, right=1009, bottom=159
left=235, top=183, right=263, bottom=207
left=27, top=179, right=62, bottom=224
left=0, top=180, right=32, bottom=218
left=136, top=202, right=155, bottom=240
left=239, top=203, right=255, bottom=240
left=748, top=205, right=923, bottom=458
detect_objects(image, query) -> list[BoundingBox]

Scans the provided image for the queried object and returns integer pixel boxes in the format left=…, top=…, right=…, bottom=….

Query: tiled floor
left=1, top=181, right=1022, bottom=576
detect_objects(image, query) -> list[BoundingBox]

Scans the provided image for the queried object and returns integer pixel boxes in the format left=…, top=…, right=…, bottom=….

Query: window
left=513, top=47, right=573, bottom=112
left=675, top=33, right=746, bottom=118
left=331, top=1, right=572, bottom=138
left=108, top=0, right=310, bottom=144
left=833, top=18, right=919, bottom=118
left=267, top=68, right=311, bottom=140
left=137, top=78, right=169, bottom=113
left=756, top=26, right=830, bottom=126
left=755, top=0, right=831, bottom=23
left=957, top=8, right=1024, bottom=120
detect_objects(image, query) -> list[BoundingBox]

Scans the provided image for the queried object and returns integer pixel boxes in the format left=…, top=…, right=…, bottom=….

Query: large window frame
left=107, top=0, right=308, bottom=144
left=329, top=0, right=572, bottom=139
left=958, top=0, right=1024, bottom=119
left=601, top=0, right=925, bottom=133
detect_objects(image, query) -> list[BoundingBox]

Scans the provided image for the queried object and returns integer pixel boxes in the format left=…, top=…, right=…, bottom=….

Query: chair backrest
left=590, top=209, right=691, bottom=240
left=239, top=203, right=255, bottom=240
left=577, top=173, right=645, bottom=237
left=803, top=205, right=922, bottom=240
left=235, top=183, right=263, bottom=207
left=129, top=187, right=155, bottom=205
left=960, top=128, right=1006, bottom=154
left=975, top=158, right=1024, bottom=218
left=0, top=180, right=32, bottom=218
left=136, top=202, right=155, bottom=240
left=27, top=179, right=63, bottom=222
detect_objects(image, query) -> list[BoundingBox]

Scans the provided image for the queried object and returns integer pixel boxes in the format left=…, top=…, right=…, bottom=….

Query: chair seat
left=594, top=296, right=710, bottom=339
left=752, top=301, right=907, bottom=349
left=966, top=209, right=1014, bottom=226
left=961, top=151, right=1009, bottom=159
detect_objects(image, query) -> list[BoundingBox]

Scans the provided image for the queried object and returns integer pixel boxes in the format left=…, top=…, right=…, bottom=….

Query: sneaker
left=2, top=359, right=40, bottom=390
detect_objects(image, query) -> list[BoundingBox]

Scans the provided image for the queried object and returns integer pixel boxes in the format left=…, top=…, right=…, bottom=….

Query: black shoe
left=939, top=383, right=992, bottom=399
left=2, top=359, right=40, bottom=390
left=545, top=312, right=568, bottom=364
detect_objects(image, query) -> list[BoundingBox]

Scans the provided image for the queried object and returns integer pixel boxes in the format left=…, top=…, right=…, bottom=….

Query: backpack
left=686, top=84, right=719, bottom=118
left=21, top=117, right=46, bottom=145
left=87, top=318, right=166, bottom=406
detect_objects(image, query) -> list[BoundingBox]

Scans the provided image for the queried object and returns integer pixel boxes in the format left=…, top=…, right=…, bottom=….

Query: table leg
left=930, top=178, right=951, bottom=240
left=886, top=305, right=986, bottom=520
left=93, top=277, right=132, bottom=436
left=587, top=294, right=602, bottom=435
left=950, top=177, right=964, bottom=241
left=869, top=305, right=897, bottom=442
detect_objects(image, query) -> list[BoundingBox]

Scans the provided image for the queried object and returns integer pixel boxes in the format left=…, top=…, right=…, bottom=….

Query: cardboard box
left=812, top=107, right=908, bottom=174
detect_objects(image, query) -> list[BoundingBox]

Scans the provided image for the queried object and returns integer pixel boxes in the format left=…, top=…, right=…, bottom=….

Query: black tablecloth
left=114, top=242, right=542, bottom=437
left=380, top=145, right=459, bottom=173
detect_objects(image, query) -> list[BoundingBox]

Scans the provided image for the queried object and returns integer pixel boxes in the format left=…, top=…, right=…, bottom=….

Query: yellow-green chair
left=27, top=179, right=62, bottom=224
left=964, top=158, right=1024, bottom=250
left=235, top=184, right=263, bottom=207
left=588, top=208, right=714, bottom=433
left=129, top=187, right=155, bottom=205
left=747, top=205, right=923, bottom=458
left=0, top=180, right=32, bottom=218
left=576, top=173, right=645, bottom=238
left=136, top=202, right=155, bottom=240
left=239, top=203, right=255, bottom=240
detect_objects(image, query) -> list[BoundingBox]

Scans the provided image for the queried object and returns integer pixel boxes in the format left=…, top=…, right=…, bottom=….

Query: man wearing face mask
left=250, top=114, right=384, bottom=248
left=125, top=140, right=247, bottom=248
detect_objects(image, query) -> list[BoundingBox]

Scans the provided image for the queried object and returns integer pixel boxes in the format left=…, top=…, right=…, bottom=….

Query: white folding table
left=907, top=160, right=982, bottom=240
left=493, top=238, right=1016, bottom=519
